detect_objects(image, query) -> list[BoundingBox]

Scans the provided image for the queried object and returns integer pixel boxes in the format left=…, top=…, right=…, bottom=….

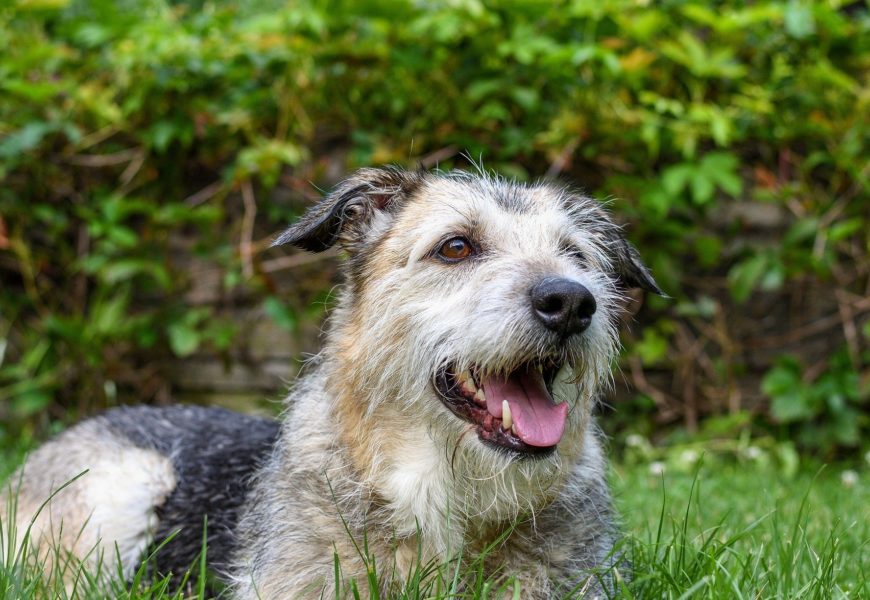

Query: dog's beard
left=433, top=407, right=570, bottom=523
left=354, top=301, right=617, bottom=444
left=324, top=336, right=608, bottom=525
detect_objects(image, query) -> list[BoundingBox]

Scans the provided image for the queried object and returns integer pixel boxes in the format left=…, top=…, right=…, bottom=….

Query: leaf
left=759, top=261, right=785, bottom=291
left=702, top=152, right=743, bottom=197
left=694, top=235, right=722, bottom=267
left=710, top=113, right=731, bottom=146
left=831, top=408, right=860, bottom=446
left=635, top=329, right=669, bottom=365
left=639, top=186, right=672, bottom=218
left=0, top=122, right=57, bottom=159
left=510, top=87, right=539, bottom=112
left=12, top=390, right=53, bottom=417
left=828, top=218, right=862, bottom=242
left=149, top=120, right=178, bottom=153
left=713, top=170, right=742, bottom=197
left=784, top=1, right=815, bottom=39
left=689, top=172, right=715, bottom=204
left=661, top=164, right=693, bottom=196
left=784, top=218, right=819, bottom=245
left=21, top=339, right=51, bottom=372
left=701, top=152, right=738, bottom=172
left=72, top=23, right=112, bottom=48
left=763, top=360, right=819, bottom=423
left=93, top=292, right=130, bottom=336
left=774, top=442, right=800, bottom=479
left=727, top=253, right=768, bottom=303
left=17, top=0, right=70, bottom=8
left=100, top=259, right=171, bottom=289
left=1, top=79, right=62, bottom=102
left=168, top=323, right=201, bottom=357
left=263, top=297, right=297, bottom=332
left=761, top=361, right=800, bottom=396
left=770, top=391, right=815, bottom=422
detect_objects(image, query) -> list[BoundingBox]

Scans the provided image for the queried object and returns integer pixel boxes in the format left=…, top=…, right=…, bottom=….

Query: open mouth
left=435, top=361, right=568, bottom=456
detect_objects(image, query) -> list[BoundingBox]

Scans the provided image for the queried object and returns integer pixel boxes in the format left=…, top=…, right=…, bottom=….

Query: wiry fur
left=1, top=167, right=659, bottom=599
left=232, top=168, right=657, bottom=598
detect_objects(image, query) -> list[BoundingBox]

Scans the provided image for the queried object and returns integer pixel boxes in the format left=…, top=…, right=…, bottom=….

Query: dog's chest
left=376, top=433, right=460, bottom=549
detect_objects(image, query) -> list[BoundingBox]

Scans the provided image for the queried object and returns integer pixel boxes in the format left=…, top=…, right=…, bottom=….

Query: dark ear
left=611, top=238, right=665, bottom=296
left=563, top=190, right=665, bottom=296
left=272, top=167, right=424, bottom=252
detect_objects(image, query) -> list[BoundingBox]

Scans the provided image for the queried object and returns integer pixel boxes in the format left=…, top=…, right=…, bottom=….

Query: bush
left=0, top=0, right=867, bottom=454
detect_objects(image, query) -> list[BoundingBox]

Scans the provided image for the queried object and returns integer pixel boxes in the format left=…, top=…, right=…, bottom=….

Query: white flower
left=679, top=449, right=700, bottom=465
left=626, top=434, right=646, bottom=448
left=649, top=461, right=666, bottom=476
left=841, top=470, right=858, bottom=488
left=744, top=446, right=763, bottom=460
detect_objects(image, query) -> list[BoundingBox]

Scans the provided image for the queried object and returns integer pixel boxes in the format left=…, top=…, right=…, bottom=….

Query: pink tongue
left=481, top=365, right=568, bottom=447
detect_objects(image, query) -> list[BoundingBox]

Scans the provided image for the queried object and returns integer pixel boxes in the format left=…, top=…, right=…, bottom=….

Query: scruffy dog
left=2, top=167, right=660, bottom=598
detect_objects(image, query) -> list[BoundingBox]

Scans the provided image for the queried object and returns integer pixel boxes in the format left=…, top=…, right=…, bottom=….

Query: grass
left=610, top=460, right=868, bottom=598
left=1, top=448, right=867, bottom=599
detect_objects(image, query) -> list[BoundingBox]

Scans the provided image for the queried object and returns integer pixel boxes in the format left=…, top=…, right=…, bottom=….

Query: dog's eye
left=562, top=244, right=586, bottom=264
left=438, top=237, right=473, bottom=262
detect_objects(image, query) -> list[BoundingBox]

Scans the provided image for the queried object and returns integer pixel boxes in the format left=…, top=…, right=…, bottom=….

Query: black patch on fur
left=101, top=405, right=280, bottom=582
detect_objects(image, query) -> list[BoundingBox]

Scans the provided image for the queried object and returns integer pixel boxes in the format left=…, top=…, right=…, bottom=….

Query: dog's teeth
left=511, top=424, right=518, bottom=436
left=474, top=389, right=486, bottom=405
left=502, top=400, right=512, bottom=430
left=462, top=372, right=478, bottom=393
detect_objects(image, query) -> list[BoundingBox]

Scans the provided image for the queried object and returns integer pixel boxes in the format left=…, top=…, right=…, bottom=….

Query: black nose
left=530, top=278, right=597, bottom=336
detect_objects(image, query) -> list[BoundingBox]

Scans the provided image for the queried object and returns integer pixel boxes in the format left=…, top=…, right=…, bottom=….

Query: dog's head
left=276, top=167, right=659, bottom=472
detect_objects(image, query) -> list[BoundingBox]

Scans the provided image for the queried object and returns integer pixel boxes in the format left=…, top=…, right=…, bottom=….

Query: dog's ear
left=610, top=237, right=664, bottom=296
left=564, top=191, right=665, bottom=296
left=272, top=167, right=424, bottom=252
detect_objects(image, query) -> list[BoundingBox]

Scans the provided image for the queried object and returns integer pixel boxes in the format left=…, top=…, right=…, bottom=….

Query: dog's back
left=1, top=405, right=279, bottom=580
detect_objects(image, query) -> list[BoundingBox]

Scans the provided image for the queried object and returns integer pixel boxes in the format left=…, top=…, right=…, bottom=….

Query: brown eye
left=438, top=237, right=473, bottom=262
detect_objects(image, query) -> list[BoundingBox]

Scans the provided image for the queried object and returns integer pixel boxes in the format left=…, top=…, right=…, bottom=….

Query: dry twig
left=240, top=181, right=257, bottom=280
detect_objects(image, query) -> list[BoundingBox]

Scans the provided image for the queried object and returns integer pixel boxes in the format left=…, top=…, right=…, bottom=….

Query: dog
left=1, top=167, right=660, bottom=598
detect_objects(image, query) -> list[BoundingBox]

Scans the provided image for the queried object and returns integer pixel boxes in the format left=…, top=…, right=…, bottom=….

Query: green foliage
left=763, top=351, right=867, bottom=450
left=0, top=0, right=868, bottom=453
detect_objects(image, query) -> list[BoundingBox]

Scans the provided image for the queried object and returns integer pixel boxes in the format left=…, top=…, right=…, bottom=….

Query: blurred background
left=0, top=0, right=867, bottom=469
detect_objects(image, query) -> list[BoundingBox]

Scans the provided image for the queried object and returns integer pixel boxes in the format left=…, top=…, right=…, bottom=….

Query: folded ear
left=564, top=191, right=665, bottom=296
left=611, top=238, right=664, bottom=296
left=272, top=167, right=424, bottom=252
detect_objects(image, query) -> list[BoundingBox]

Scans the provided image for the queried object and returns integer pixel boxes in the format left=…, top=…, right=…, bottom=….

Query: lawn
left=2, top=444, right=867, bottom=599
left=610, top=459, right=869, bottom=598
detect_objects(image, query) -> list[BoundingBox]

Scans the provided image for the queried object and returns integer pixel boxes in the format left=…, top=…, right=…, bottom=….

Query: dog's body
left=2, top=168, right=659, bottom=598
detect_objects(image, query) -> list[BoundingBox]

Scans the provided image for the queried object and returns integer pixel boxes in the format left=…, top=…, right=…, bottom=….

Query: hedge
left=0, top=0, right=867, bottom=455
